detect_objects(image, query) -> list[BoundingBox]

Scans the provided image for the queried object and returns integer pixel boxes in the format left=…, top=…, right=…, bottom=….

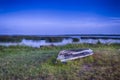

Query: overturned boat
left=57, top=48, right=93, bottom=62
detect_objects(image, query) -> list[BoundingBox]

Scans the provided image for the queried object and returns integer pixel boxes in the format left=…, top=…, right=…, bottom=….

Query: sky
left=0, top=0, right=120, bottom=35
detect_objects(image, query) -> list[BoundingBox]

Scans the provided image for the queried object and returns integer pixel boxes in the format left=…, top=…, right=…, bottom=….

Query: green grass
left=0, top=44, right=120, bottom=80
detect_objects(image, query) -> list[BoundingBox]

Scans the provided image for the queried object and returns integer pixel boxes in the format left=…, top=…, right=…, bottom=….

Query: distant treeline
left=61, top=34, right=120, bottom=36
left=0, top=35, right=70, bottom=42
left=81, top=36, right=120, bottom=39
left=0, top=35, right=120, bottom=42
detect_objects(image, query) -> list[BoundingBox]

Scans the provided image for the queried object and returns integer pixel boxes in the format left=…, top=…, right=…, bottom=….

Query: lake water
left=0, top=36, right=120, bottom=48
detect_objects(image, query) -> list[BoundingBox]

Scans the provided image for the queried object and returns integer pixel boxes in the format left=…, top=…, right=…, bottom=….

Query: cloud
left=0, top=12, right=120, bottom=34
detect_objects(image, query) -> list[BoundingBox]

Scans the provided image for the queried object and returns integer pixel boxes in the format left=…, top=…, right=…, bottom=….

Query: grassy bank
left=0, top=44, right=120, bottom=80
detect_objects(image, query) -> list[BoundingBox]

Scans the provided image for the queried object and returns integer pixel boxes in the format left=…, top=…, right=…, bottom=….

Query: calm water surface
left=0, top=36, right=120, bottom=48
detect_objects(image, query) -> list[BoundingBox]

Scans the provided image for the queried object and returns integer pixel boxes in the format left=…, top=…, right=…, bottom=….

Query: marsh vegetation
left=0, top=44, right=120, bottom=80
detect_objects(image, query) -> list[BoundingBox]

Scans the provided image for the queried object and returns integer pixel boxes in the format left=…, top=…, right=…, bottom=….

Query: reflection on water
left=0, top=38, right=120, bottom=48
left=80, top=39, right=120, bottom=44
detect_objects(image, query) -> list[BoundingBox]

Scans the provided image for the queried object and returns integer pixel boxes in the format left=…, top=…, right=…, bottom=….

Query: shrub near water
left=0, top=44, right=120, bottom=80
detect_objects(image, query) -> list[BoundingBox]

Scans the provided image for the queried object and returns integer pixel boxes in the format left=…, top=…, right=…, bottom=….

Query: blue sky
left=0, top=0, right=120, bottom=35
